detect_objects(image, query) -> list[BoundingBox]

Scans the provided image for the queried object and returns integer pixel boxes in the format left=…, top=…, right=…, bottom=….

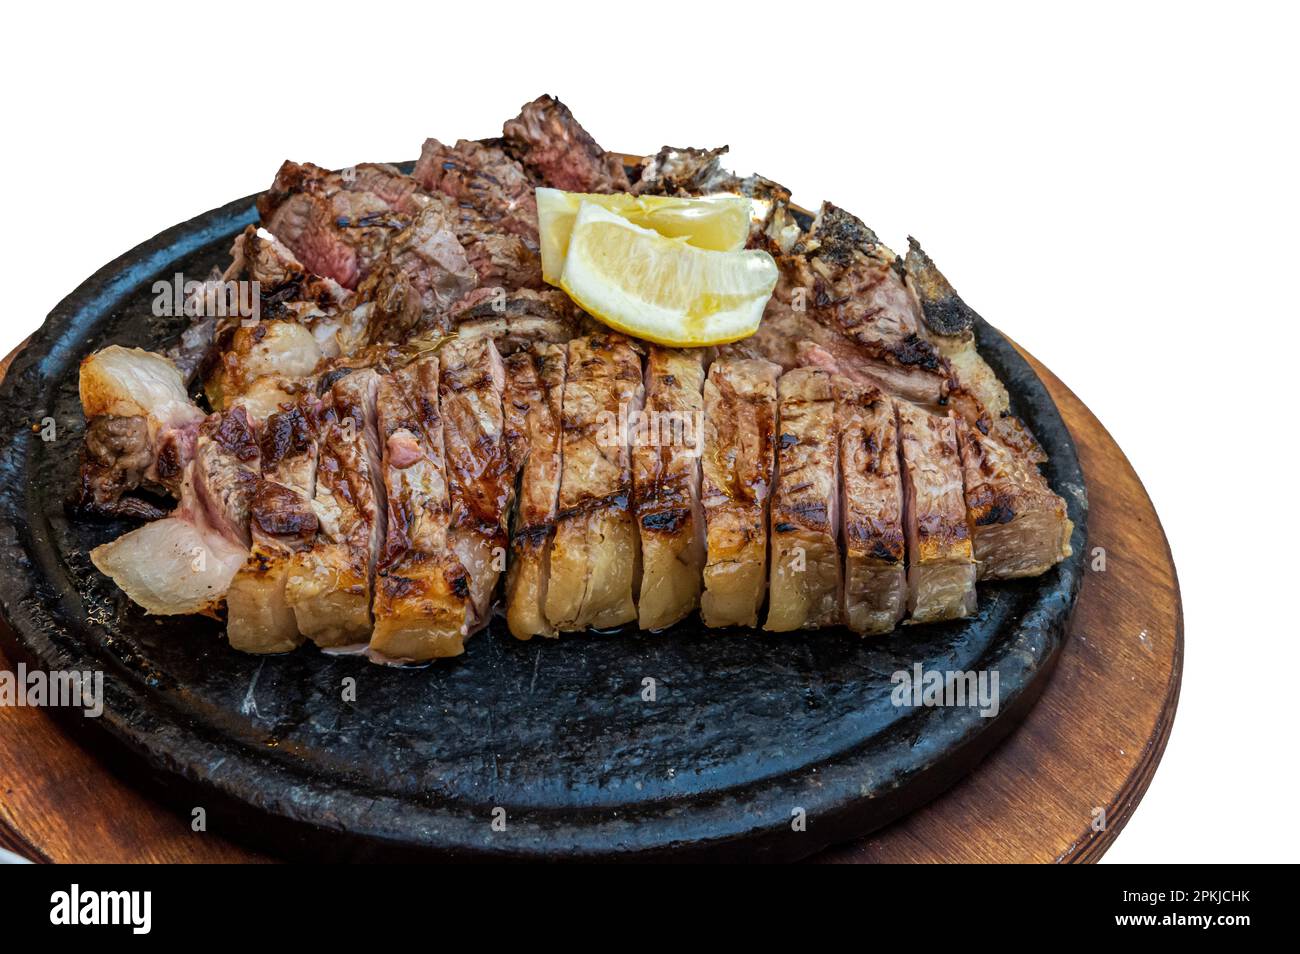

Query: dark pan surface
left=0, top=187, right=1087, bottom=862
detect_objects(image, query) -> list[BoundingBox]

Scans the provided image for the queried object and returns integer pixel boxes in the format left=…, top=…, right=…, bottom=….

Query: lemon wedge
left=537, top=188, right=751, bottom=285
left=558, top=202, right=778, bottom=347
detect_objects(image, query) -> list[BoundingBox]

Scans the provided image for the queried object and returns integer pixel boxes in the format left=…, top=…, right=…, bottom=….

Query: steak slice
left=370, top=355, right=472, bottom=660
left=357, top=202, right=478, bottom=344
left=438, top=337, right=512, bottom=632
left=835, top=379, right=907, bottom=635
left=896, top=400, right=976, bottom=623
left=903, top=237, right=1046, bottom=462
left=544, top=333, right=643, bottom=631
left=632, top=347, right=706, bottom=631
left=285, top=369, right=387, bottom=646
left=502, top=95, right=631, bottom=193
left=413, top=138, right=538, bottom=241
left=766, top=367, right=841, bottom=631
left=412, top=138, right=542, bottom=289
left=502, top=343, right=568, bottom=639
left=954, top=415, right=1073, bottom=580
left=699, top=357, right=780, bottom=629
left=452, top=287, right=587, bottom=353
left=226, top=400, right=321, bottom=653
left=76, top=346, right=207, bottom=514
left=89, top=408, right=259, bottom=616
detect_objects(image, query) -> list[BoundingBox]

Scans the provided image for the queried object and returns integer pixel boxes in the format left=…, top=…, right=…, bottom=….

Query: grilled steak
left=699, top=357, right=780, bottom=628
left=836, top=380, right=907, bottom=635
left=77, top=93, right=1077, bottom=660
left=226, top=400, right=321, bottom=653
left=89, top=408, right=260, bottom=616
left=257, top=161, right=399, bottom=289
left=503, top=95, right=631, bottom=193
left=76, top=346, right=207, bottom=514
left=452, top=287, right=587, bottom=353
left=285, top=369, right=387, bottom=646
left=357, top=202, right=478, bottom=344
left=412, top=138, right=543, bottom=289
left=502, top=343, right=567, bottom=639
left=633, top=347, right=706, bottom=630
left=413, top=138, right=538, bottom=240
left=896, top=400, right=976, bottom=623
left=438, top=336, right=512, bottom=631
left=544, top=333, right=643, bottom=631
left=954, top=415, right=1073, bottom=579
left=766, top=367, right=841, bottom=631
left=371, top=355, right=472, bottom=660
left=206, top=319, right=323, bottom=411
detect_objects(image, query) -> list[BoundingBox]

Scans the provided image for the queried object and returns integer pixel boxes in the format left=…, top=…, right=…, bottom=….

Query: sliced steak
left=835, top=379, right=907, bottom=635
left=226, top=400, right=321, bottom=653
left=89, top=407, right=260, bottom=616
left=452, top=287, right=587, bottom=353
left=371, top=355, right=472, bottom=660
left=632, top=347, right=706, bottom=631
left=545, top=333, right=643, bottom=631
left=358, top=202, right=478, bottom=344
left=766, top=367, right=841, bottom=631
left=896, top=400, right=976, bottom=623
left=257, top=160, right=420, bottom=290
left=699, top=357, right=780, bottom=629
left=285, top=369, right=387, bottom=646
left=502, top=94, right=631, bottom=193
left=502, top=343, right=567, bottom=639
left=413, top=138, right=538, bottom=240
left=76, top=346, right=207, bottom=513
left=438, top=337, right=512, bottom=632
left=954, top=415, right=1073, bottom=580
left=903, top=236, right=1047, bottom=462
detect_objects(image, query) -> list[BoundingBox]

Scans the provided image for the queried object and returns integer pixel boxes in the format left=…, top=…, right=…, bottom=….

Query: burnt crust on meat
left=902, top=237, right=977, bottom=338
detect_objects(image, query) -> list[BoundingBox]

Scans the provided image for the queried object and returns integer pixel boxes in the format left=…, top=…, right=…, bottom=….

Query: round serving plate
left=0, top=167, right=1087, bottom=862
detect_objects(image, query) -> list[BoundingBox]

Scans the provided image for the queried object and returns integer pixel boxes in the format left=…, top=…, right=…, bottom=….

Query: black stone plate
left=0, top=185, right=1087, bottom=862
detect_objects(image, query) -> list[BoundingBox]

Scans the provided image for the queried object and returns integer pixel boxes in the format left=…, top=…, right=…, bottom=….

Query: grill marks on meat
left=835, top=381, right=907, bottom=635
left=226, top=401, right=321, bottom=653
left=544, top=334, right=643, bottom=631
left=285, top=369, right=387, bottom=646
left=413, top=138, right=538, bottom=240
left=766, top=368, right=842, bottom=631
left=502, top=95, right=631, bottom=194
left=896, top=400, right=976, bottom=624
left=412, top=139, right=542, bottom=290
left=452, top=287, right=587, bottom=354
left=632, top=348, right=706, bottom=631
left=954, top=415, right=1073, bottom=580
left=357, top=202, right=478, bottom=344
left=438, top=337, right=512, bottom=631
left=502, top=344, right=568, bottom=639
left=699, top=358, right=780, bottom=629
left=371, top=355, right=472, bottom=660
left=79, top=95, right=1079, bottom=657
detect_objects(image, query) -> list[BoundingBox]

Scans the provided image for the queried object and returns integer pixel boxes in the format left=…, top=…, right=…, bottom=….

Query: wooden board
left=0, top=341, right=1181, bottom=864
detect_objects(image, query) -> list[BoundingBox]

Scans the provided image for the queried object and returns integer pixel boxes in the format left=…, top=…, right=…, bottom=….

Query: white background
left=3, top=2, right=1295, bottom=863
